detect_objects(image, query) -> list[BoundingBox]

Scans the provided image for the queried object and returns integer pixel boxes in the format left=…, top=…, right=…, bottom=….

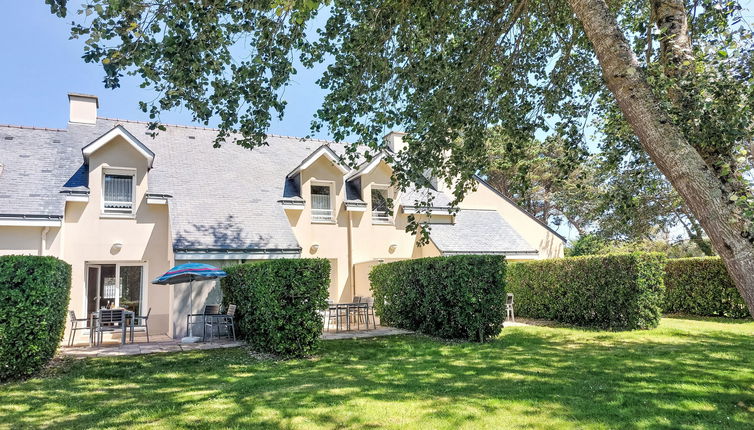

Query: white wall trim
left=287, top=145, right=349, bottom=177
left=0, top=219, right=62, bottom=227
left=66, top=195, right=90, bottom=203
left=146, top=197, right=168, bottom=205
left=82, top=125, right=155, bottom=168
left=174, top=252, right=301, bottom=260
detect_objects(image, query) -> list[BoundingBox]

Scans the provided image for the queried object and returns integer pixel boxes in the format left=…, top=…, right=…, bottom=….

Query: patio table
left=333, top=302, right=371, bottom=332
left=89, top=310, right=135, bottom=346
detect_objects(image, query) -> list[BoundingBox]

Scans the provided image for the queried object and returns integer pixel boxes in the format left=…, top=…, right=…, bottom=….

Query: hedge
left=664, top=257, right=749, bottom=318
left=0, top=255, right=71, bottom=381
left=507, top=253, right=666, bottom=330
left=369, top=255, right=506, bottom=342
left=221, top=259, right=330, bottom=357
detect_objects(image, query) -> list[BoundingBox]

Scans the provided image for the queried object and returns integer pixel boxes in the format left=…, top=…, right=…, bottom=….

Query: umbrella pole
left=181, top=279, right=201, bottom=343
left=188, top=279, right=194, bottom=337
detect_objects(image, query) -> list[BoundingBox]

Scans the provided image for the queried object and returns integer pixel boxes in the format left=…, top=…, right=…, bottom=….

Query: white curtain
left=104, top=175, right=133, bottom=206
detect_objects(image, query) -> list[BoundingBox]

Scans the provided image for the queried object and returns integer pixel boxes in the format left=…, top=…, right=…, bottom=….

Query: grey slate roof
left=400, top=185, right=454, bottom=209
left=0, top=118, right=344, bottom=251
left=1, top=117, right=543, bottom=253
left=427, top=209, right=538, bottom=255
left=0, top=125, right=77, bottom=217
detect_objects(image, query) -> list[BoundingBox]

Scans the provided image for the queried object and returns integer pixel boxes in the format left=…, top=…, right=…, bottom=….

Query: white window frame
left=83, top=261, right=148, bottom=316
left=310, top=180, right=335, bottom=223
left=371, top=184, right=393, bottom=224
left=101, top=167, right=137, bottom=217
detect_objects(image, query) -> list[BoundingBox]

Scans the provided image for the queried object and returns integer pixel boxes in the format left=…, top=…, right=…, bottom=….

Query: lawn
left=1, top=317, right=752, bottom=429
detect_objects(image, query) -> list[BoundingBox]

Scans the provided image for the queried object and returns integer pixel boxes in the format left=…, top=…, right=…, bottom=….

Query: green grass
left=1, top=317, right=753, bottom=429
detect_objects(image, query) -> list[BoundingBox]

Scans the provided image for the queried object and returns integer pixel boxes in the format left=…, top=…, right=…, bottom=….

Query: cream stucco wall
left=0, top=226, right=62, bottom=256
left=287, top=157, right=453, bottom=302
left=286, top=154, right=564, bottom=302
left=68, top=94, right=98, bottom=124
left=62, top=135, right=173, bottom=336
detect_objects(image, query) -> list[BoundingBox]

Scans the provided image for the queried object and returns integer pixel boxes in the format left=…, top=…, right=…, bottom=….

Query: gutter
left=0, top=214, right=63, bottom=227
left=173, top=247, right=302, bottom=261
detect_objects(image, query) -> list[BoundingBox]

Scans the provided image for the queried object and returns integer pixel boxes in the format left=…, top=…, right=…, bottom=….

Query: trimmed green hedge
left=664, top=257, right=749, bottom=318
left=507, top=253, right=666, bottom=330
left=369, top=255, right=506, bottom=342
left=221, top=259, right=330, bottom=357
left=0, top=255, right=71, bottom=381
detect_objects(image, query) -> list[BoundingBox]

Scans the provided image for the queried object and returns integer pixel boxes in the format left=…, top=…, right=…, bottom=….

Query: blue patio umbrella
left=152, top=263, right=227, bottom=343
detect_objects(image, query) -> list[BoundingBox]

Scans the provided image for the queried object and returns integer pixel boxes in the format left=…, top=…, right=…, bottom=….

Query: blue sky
left=0, top=1, right=330, bottom=138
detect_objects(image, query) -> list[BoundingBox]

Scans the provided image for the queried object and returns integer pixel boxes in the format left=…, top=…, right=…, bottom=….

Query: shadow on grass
left=663, top=313, right=753, bottom=324
left=1, top=319, right=753, bottom=429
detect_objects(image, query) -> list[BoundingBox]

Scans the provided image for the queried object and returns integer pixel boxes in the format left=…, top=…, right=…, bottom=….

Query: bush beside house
left=369, top=255, right=507, bottom=342
left=0, top=255, right=71, bottom=381
left=507, top=253, right=667, bottom=330
left=664, top=257, right=749, bottom=318
left=221, top=259, right=330, bottom=357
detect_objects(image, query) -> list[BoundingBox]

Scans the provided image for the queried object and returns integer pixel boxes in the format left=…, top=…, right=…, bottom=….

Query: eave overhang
left=82, top=125, right=155, bottom=169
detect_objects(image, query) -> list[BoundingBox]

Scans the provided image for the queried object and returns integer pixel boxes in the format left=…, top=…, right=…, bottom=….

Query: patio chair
left=93, top=309, right=126, bottom=346
left=506, top=293, right=515, bottom=322
left=131, top=307, right=151, bottom=343
left=325, top=299, right=337, bottom=332
left=212, top=304, right=236, bottom=341
left=325, top=300, right=348, bottom=332
left=357, top=297, right=377, bottom=329
left=349, top=296, right=363, bottom=328
left=201, top=304, right=222, bottom=341
left=67, top=310, right=89, bottom=346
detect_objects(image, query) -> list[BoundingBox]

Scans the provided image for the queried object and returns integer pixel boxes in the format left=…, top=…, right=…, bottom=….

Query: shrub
left=664, top=257, right=749, bottom=318
left=0, top=255, right=71, bottom=381
left=369, top=255, right=506, bottom=342
left=221, top=259, right=330, bottom=357
left=507, top=253, right=666, bottom=330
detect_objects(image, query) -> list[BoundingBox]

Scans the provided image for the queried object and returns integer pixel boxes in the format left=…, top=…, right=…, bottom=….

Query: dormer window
left=103, top=172, right=135, bottom=215
left=371, top=186, right=391, bottom=224
left=311, top=183, right=334, bottom=222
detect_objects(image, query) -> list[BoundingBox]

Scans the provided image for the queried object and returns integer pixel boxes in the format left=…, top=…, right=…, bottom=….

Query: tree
left=45, top=0, right=754, bottom=316
left=485, top=125, right=716, bottom=255
left=483, top=130, right=598, bottom=235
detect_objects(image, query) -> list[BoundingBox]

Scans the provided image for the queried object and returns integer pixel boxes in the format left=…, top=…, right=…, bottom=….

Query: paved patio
left=61, top=326, right=413, bottom=357
left=60, top=322, right=533, bottom=358
left=61, top=337, right=244, bottom=358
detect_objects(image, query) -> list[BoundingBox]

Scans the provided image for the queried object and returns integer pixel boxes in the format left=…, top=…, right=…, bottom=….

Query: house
left=0, top=93, right=565, bottom=339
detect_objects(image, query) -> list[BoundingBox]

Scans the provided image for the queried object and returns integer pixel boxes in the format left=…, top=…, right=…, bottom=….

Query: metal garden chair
left=93, top=309, right=126, bottom=346
left=67, top=310, right=89, bottom=346
left=131, top=307, right=151, bottom=342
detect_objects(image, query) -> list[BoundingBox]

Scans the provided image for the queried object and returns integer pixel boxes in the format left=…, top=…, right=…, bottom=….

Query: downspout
left=347, top=211, right=355, bottom=299
left=39, top=226, right=50, bottom=256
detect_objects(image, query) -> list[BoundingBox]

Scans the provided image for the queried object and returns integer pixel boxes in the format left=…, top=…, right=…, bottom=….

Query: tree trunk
left=653, top=0, right=693, bottom=78
left=567, top=0, right=754, bottom=317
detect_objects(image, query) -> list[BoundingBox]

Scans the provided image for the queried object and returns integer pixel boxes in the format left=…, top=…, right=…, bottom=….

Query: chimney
left=384, top=131, right=407, bottom=153
left=68, top=93, right=99, bottom=125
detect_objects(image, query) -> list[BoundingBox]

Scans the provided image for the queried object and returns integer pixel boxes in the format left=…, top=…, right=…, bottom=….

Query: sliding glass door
left=85, top=263, right=144, bottom=317
left=119, top=266, right=143, bottom=315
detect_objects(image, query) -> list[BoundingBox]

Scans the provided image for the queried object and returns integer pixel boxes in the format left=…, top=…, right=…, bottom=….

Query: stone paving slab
left=322, top=326, right=413, bottom=340
left=61, top=340, right=244, bottom=358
